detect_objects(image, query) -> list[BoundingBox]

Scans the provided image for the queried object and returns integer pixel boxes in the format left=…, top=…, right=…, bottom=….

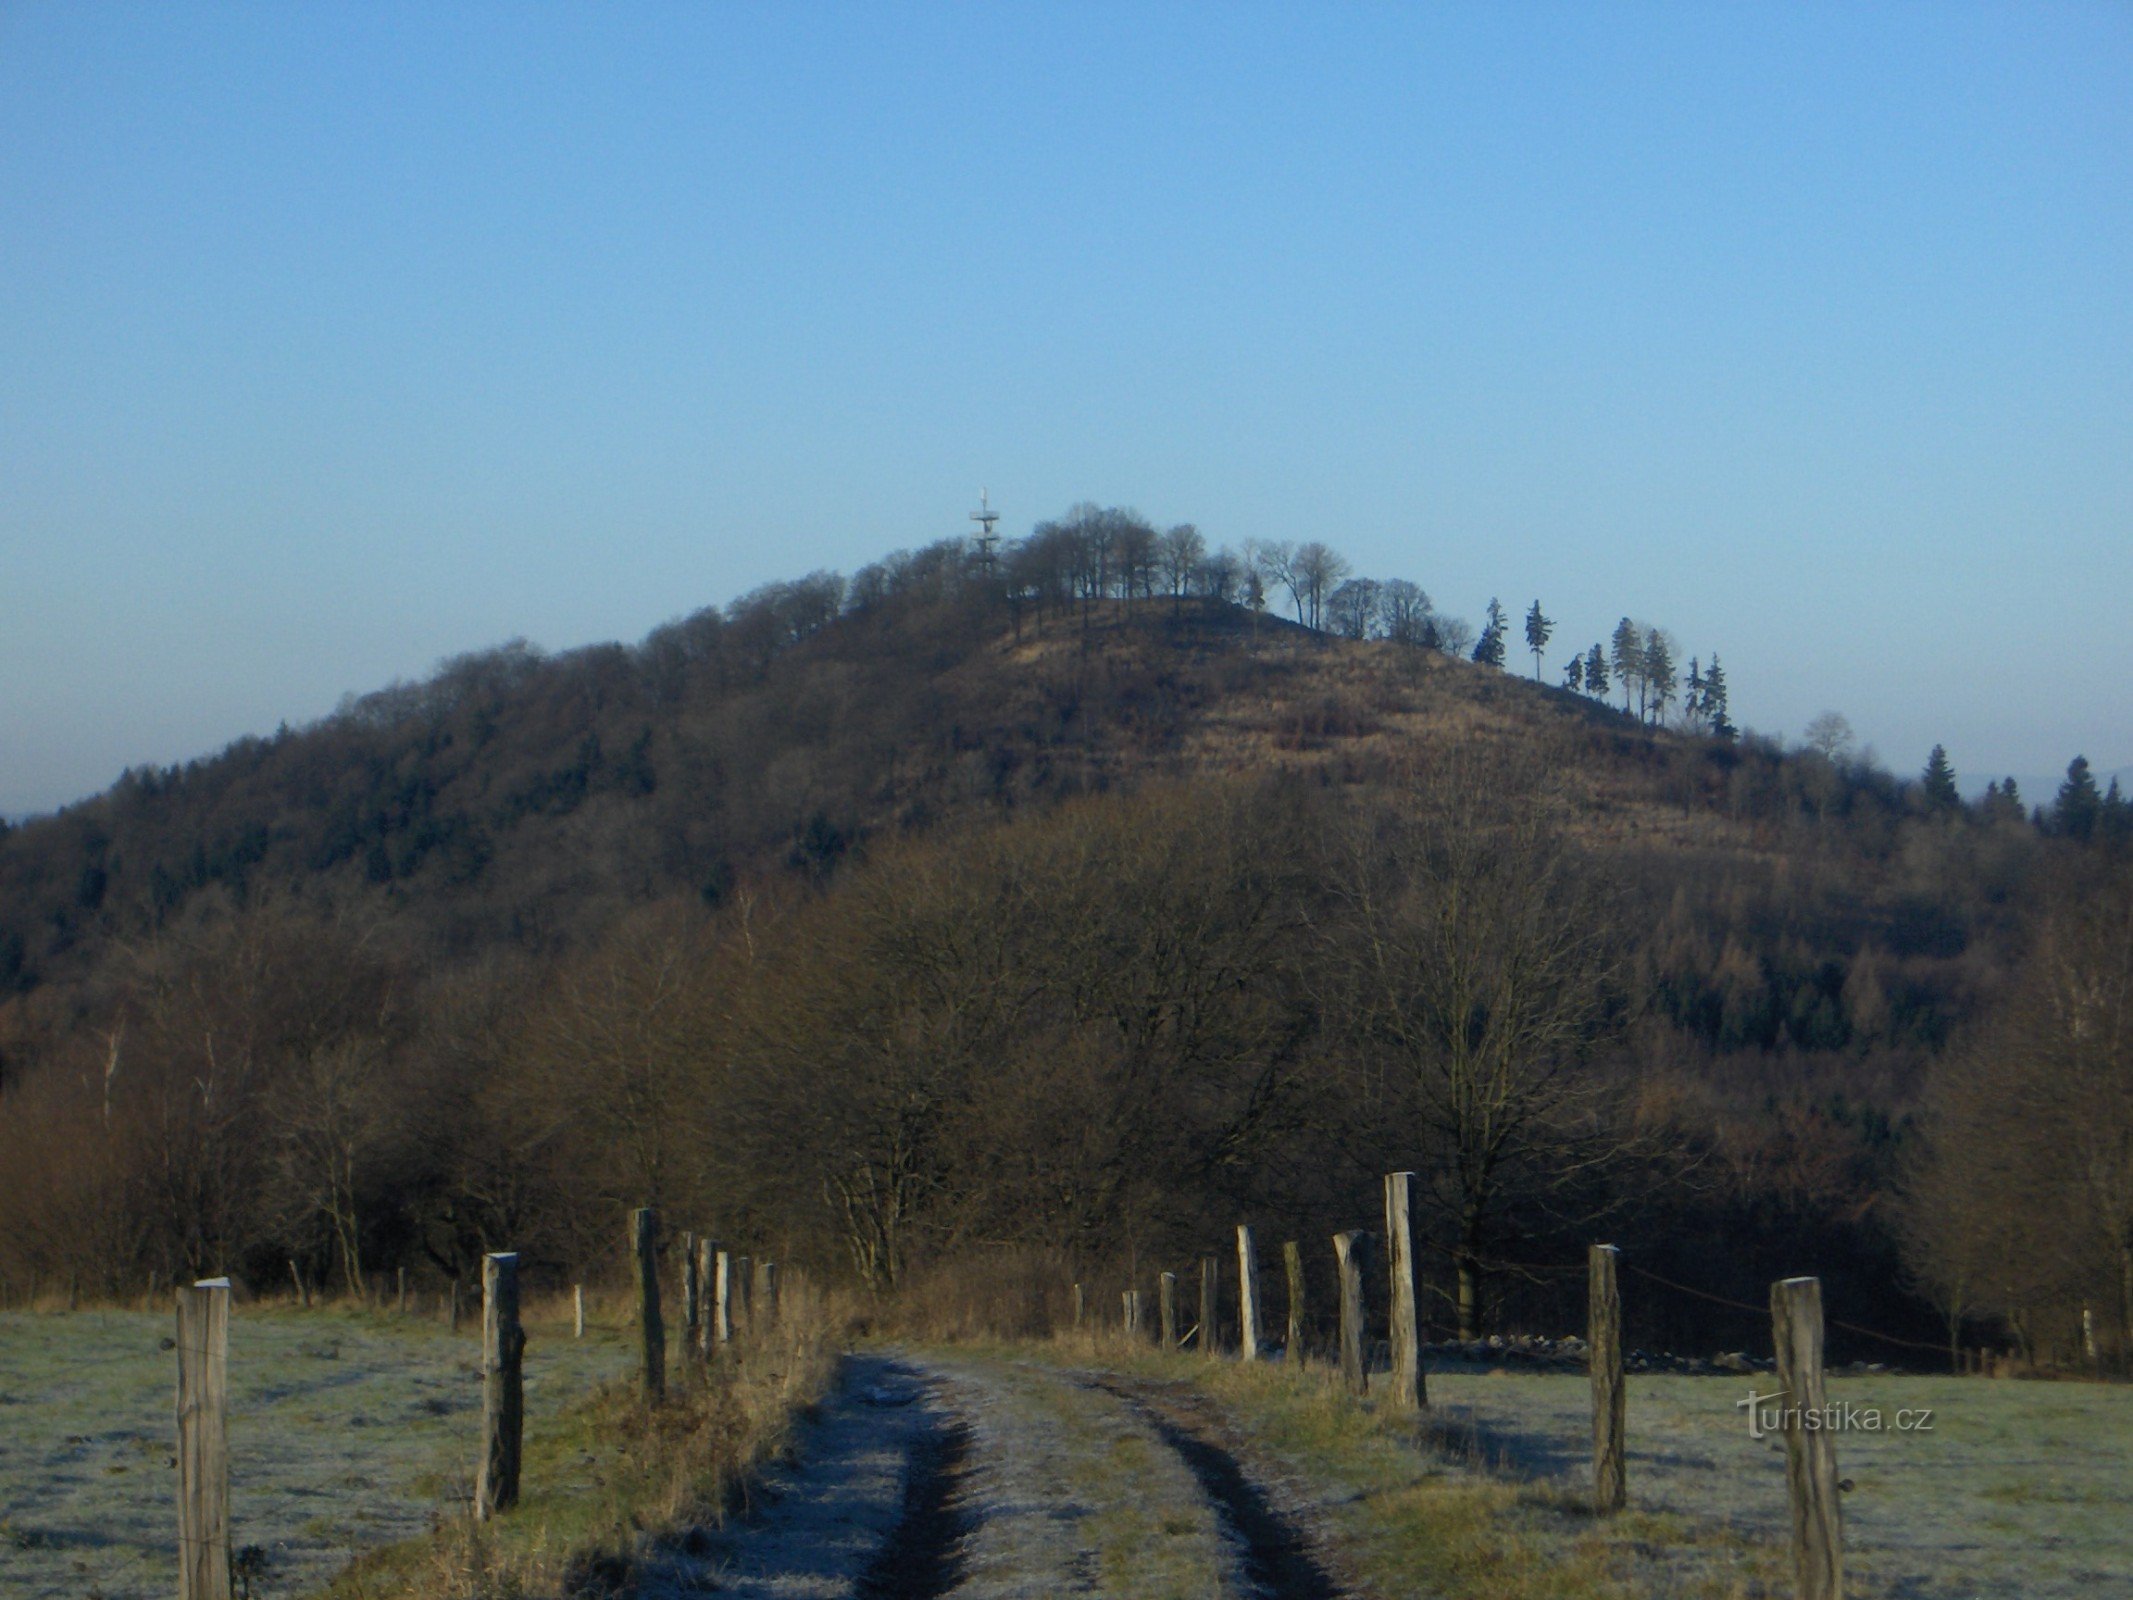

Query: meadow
left=0, top=1302, right=631, bottom=1600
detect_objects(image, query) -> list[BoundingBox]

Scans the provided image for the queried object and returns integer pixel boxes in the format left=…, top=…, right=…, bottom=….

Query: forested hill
left=1, top=537, right=1702, bottom=995
left=3, top=520, right=2093, bottom=1004
left=2, top=520, right=2126, bottom=1365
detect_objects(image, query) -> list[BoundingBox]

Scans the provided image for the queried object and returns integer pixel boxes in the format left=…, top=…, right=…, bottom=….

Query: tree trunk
left=1455, top=1250, right=1479, bottom=1342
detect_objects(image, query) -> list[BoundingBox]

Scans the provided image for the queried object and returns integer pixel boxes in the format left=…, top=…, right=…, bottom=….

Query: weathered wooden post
left=714, top=1250, right=735, bottom=1349
left=697, top=1237, right=720, bottom=1359
left=1072, top=1281, right=1085, bottom=1331
left=634, top=1207, right=664, bottom=1401
left=1589, top=1243, right=1625, bottom=1514
left=1772, top=1276, right=1843, bottom=1600
left=753, top=1259, right=778, bottom=1328
left=1283, top=1240, right=1307, bottom=1366
left=477, top=1252, right=524, bottom=1519
left=1383, top=1172, right=1424, bottom=1409
left=1334, top=1231, right=1367, bottom=1396
left=679, top=1231, right=700, bottom=1387
left=1159, top=1271, right=1179, bottom=1349
left=1199, top=1256, right=1220, bottom=1357
left=1237, top=1225, right=1262, bottom=1361
left=176, top=1278, right=231, bottom=1600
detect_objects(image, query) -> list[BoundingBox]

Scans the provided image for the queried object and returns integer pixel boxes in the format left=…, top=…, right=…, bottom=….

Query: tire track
left=855, top=1396, right=974, bottom=1600
left=1089, top=1376, right=1346, bottom=1600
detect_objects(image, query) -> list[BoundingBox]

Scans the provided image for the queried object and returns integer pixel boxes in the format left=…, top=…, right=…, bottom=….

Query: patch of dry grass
left=318, top=1283, right=847, bottom=1600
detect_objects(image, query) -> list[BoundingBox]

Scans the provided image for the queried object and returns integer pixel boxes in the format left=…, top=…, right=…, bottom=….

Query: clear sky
left=3, top=3, right=2129, bottom=816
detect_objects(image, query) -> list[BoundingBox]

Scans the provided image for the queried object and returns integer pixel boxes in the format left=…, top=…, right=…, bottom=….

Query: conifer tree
left=2104, top=778, right=2132, bottom=843
left=1684, top=657, right=1705, bottom=725
left=1523, top=600, right=1553, bottom=679
left=1701, top=654, right=1733, bottom=738
left=1922, top=744, right=1960, bottom=811
left=1642, top=628, right=1674, bottom=724
left=1474, top=598, right=1508, bottom=668
left=1584, top=643, right=1609, bottom=700
left=1564, top=654, right=1584, bottom=692
left=1610, top=618, right=1640, bottom=713
left=2055, top=756, right=2102, bottom=841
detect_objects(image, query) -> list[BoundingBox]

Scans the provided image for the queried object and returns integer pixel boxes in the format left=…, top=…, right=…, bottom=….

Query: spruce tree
left=1701, top=654, right=1733, bottom=738
left=1475, top=599, right=1508, bottom=668
left=1642, top=628, right=1674, bottom=724
left=1684, top=658, right=1705, bottom=726
left=1564, top=654, right=1584, bottom=692
left=2101, top=777, right=2132, bottom=843
left=1584, top=643, right=1609, bottom=700
left=1610, top=618, right=1640, bottom=713
left=1523, top=600, right=1554, bottom=680
left=2055, top=756, right=2102, bottom=840
left=1921, top=744, right=1960, bottom=810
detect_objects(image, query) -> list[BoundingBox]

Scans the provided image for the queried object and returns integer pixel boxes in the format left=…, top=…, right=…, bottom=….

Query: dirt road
left=643, top=1349, right=1348, bottom=1600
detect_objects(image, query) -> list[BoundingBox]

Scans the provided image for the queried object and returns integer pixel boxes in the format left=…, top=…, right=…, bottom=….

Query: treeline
left=3, top=747, right=2125, bottom=1367
left=0, top=761, right=1891, bottom=1347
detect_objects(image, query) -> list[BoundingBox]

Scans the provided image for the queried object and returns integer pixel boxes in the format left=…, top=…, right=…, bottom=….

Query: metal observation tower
left=970, top=488, right=1001, bottom=568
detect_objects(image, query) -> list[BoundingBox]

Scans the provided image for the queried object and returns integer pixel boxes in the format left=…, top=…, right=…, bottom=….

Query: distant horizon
left=5, top=6, right=2127, bottom=814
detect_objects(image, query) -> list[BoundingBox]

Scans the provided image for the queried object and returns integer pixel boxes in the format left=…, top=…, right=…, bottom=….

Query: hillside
left=0, top=570, right=2001, bottom=1000
left=0, top=535, right=2118, bottom=1370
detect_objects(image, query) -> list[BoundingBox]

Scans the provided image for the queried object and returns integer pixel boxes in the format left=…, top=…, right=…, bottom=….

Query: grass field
left=1028, top=1337, right=2133, bottom=1599
left=0, top=1302, right=632, bottom=1600
left=1426, top=1366, right=2133, bottom=1598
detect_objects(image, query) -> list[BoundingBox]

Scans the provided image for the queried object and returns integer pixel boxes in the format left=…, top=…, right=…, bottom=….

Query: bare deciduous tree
left=1325, top=750, right=1626, bottom=1338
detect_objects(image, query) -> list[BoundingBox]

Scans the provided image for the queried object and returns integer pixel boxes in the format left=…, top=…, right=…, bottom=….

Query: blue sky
left=3, top=3, right=2128, bottom=815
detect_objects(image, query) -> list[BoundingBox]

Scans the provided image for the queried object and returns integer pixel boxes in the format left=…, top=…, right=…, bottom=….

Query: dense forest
left=1, top=507, right=2127, bottom=1371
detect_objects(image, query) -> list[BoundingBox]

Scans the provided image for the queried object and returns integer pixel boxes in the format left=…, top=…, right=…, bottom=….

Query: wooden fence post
left=697, top=1237, right=720, bottom=1359
left=1384, top=1172, right=1424, bottom=1409
left=1283, top=1240, right=1306, bottom=1366
left=1589, top=1244, right=1625, bottom=1514
left=679, top=1231, right=700, bottom=1387
left=1772, top=1276, right=1844, bottom=1600
left=1072, top=1281, right=1085, bottom=1331
left=714, top=1250, right=735, bottom=1349
left=476, top=1252, right=524, bottom=1519
left=1199, top=1256, right=1220, bottom=1357
left=634, top=1207, right=664, bottom=1401
left=175, top=1278, right=231, bottom=1600
left=1159, top=1271, right=1179, bottom=1349
left=1334, top=1231, right=1367, bottom=1396
left=1237, top=1225, right=1262, bottom=1361
left=574, top=1283, right=585, bottom=1339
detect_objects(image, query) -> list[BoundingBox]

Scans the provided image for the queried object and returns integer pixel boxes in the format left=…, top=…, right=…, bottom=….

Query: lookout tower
left=970, top=488, right=1001, bottom=568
